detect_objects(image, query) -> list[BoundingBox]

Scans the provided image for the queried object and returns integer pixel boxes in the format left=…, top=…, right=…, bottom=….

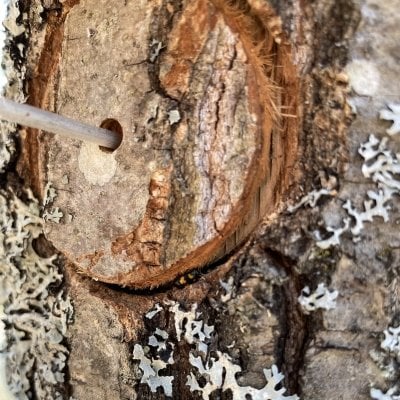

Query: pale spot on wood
left=78, top=142, right=117, bottom=186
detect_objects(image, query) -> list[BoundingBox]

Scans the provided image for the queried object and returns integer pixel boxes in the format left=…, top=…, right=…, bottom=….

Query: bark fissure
left=264, top=248, right=307, bottom=395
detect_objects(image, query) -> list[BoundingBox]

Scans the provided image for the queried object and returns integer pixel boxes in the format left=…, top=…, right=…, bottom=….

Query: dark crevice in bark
left=266, top=1, right=360, bottom=197
left=298, top=1, right=360, bottom=193
left=311, top=0, right=361, bottom=69
left=300, top=72, right=353, bottom=193
left=264, top=248, right=307, bottom=395
left=38, top=1, right=63, bottom=25
left=98, top=240, right=246, bottom=296
left=148, top=0, right=183, bottom=103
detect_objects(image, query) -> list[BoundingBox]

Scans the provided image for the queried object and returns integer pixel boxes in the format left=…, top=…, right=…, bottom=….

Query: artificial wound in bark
left=18, top=0, right=298, bottom=288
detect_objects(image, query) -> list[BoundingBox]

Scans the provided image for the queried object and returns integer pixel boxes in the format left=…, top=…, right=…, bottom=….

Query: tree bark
left=1, top=0, right=399, bottom=399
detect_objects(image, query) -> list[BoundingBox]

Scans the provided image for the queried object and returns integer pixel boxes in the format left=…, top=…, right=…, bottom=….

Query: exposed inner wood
left=18, top=0, right=299, bottom=288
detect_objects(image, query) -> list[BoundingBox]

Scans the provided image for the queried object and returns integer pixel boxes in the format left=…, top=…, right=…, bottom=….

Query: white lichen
left=188, top=352, right=299, bottom=400
left=298, top=283, right=338, bottom=314
left=0, top=9, right=72, bottom=392
left=359, top=134, right=390, bottom=163
left=149, top=39, right=164, bottom=63
left=0, top=189, right=73, bottom=399
left=342, top=188, right=393, bottom=236
left=0, top=0, right=26, bottom=174
left=371, top=387, right=400, bottom=400
left=145, top=303, right=162, bottom=319
left=134, top=302, right=298, bottom=399
left=333, top=134, right=400, bottom=239
left=43, top=182, right=58, bottom=206
left=148, top=328, right=169, bottom=351
left=43, top=207, right=64, bottom=223
left=380, top=104, right=400, bottom=136
left=168, top=302, right=214, bottom=355
left=132, top=343, right=174, bottom=397
left=359, top=135, right=400, bottom=191
left=168, top=109, right=181, bottom=125
left=381, top=325, right=400, bottom=358
left=0, top=0, right=10, bottom=90
left=317, top=131, right=400, bottom=248
left=370, top=324, right=400, bottom=398
left=288, top=188, right=336, bottom=213
left=0, top=121, right=15, bottom=173
left=316, top=218, right=350, bottom=249
left=220, top=276, right=234, bottom=302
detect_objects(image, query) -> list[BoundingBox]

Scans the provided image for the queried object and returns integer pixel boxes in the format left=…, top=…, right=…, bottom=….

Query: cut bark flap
left=19, top=0, right=299, bottom=288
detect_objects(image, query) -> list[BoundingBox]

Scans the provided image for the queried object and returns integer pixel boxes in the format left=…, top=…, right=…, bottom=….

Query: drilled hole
left=99, top=118, right=123, bottom=153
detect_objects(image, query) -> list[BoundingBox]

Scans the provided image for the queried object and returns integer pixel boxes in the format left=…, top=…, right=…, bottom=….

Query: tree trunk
left=1, top=0, right=399, bottom=399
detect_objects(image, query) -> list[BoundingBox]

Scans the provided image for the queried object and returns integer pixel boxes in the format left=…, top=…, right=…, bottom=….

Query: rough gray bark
left=1, top=0, right=399, bottom=399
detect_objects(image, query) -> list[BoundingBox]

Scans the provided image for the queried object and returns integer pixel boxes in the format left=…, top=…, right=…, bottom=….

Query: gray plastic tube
left=0, top=97, right=120, bottom=150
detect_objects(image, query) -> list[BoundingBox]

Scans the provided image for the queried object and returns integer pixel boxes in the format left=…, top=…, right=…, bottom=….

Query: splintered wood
left=19, top=0, right=298, bottom=288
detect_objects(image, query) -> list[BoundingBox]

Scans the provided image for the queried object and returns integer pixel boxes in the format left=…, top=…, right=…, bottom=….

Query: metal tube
left=0, top=97, right=121, bottom=150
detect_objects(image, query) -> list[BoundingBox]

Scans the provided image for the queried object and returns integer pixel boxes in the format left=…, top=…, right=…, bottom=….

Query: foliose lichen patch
left=0, top=1, right=73, bottom=398
left=133, top=301, right=299, bottom=400
left=0, top=190, right=73, bottom=399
